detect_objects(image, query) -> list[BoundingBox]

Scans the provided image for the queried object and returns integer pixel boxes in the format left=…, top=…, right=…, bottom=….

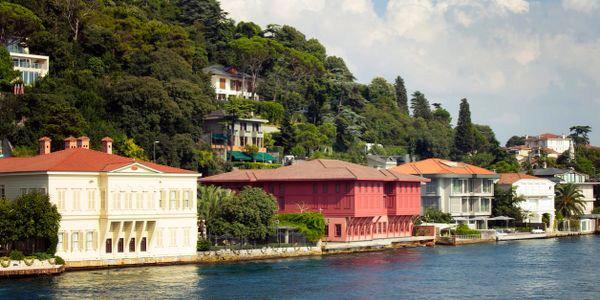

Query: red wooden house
left=199, top=159, right=428, bottom=242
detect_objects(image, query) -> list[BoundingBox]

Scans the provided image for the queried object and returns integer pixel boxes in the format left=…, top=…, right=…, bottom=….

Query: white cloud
left=494, top=0, right=529, bottom=14
left=562, top=0, right=600, bottom=13
left=219, top=0, right=600, bottom=144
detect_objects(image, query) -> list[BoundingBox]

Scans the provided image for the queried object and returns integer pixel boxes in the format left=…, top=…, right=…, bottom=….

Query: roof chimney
left=101, top=137, right=113, bottom=154
left=38, top=136, right=51, bottom=155
left=77, top=136, right=90, bottom=149
left=64, top=136, right=77, bottom=149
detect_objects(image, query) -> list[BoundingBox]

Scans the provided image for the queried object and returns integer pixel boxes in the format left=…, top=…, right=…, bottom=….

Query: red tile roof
left=498, top=173, right=541, bottom=184
left=389, top=158, right=496, bottom=175
left=200, top=159, right=429, bottom=183
left=0, top=148, right=196, bottom=174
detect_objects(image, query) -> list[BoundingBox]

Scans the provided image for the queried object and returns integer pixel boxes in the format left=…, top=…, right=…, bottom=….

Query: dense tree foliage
left=209, top=186, right=278, bottom=240
left=493, top=185, right=525, bottom=224
left=0, top=192, right=61, bottom=255
left=0, top=0, right=517, bottom=174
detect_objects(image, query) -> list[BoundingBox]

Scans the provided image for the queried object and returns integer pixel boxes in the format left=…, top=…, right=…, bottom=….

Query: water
left=2, top=236, right=599, bottom=299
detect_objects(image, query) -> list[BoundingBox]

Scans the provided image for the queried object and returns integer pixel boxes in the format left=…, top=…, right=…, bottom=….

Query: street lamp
left=153, top=140, right=159, bottom=163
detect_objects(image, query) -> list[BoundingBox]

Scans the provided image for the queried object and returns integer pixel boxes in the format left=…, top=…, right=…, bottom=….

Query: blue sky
left=221, top=0, right=600, bottom=145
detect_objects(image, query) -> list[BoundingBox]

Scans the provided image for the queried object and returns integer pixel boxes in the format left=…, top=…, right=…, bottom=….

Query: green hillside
left=1, top=0, right=596, bottom=179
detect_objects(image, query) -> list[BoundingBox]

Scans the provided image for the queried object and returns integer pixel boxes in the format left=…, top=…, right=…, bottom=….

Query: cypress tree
left=394, top=76, right=409, bottom=115
left=454, top=98, right=475, bottom=156
left=410, top=91, right=432, bottom=119
left=279, top=110, right=295, bottom=153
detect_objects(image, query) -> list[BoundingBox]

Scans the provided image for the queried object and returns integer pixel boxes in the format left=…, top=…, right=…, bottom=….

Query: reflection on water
left=1, top=236, right=600, bottom=299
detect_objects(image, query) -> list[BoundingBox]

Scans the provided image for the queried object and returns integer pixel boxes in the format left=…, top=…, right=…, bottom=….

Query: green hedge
left=277, top=213, right=325, bottom=242
left=235, top=162, right=280, bottom=170
left=453, top=224, right=480, bottom=235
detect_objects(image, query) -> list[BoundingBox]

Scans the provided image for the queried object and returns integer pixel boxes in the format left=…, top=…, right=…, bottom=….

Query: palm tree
left=555, top=183, right=586, bottom=218
left=197, top=185, right=233, bottom=238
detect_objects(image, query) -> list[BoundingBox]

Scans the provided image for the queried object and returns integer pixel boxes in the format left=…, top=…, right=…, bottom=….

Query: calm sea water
left=2, top=236, right=599, bottom=299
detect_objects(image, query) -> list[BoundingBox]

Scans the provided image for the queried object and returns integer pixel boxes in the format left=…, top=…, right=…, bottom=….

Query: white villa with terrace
left=498, top=173, right=556, bottom=231
left=0, top=136, right=200, bottom=267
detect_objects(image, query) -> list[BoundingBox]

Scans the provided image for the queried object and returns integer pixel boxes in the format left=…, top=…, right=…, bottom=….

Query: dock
left=322, top=236, right=435, bottom=253
left=0, top=261, right=65, bottom=278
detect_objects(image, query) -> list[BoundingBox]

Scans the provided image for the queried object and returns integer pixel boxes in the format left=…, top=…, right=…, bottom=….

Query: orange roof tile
left=0, top=148, right=196, bottom=174
left=498, top=173, right=541, bottom=184
left=389, top=158, right=497, bottom=175
left=200, top=159, right=429, bottom=183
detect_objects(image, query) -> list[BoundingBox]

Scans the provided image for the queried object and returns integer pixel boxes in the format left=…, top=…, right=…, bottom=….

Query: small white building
left=498, top=173, right=555, bottom=231
left=7, top=44, right=49, bottom=85
left=532, top=168, right=599, bottom=232
left=0, top=136, right=200, bottom=267
left=202, top=65, right=259, bottom=101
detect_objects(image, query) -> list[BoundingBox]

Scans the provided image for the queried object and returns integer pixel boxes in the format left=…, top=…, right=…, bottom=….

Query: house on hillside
left=0, top=136, right=200, bottom=266
left=7, top=44, right=49, bottom=85
left=202, top=109, right=276, bottom=163
left=390, top=158, right=500, bottom=229
left=497, top=173, right=555, bottom=231
left=525, top=133, right=574, bottom=159
left=200, top=159, right=429, bottom=242
left=202, top=65, right=259, bottom=101
left=532, top=167, right=599, bottom=232
left=366, top=155, right=408, bottom=170
left=506, top=145, right=531, bottom=163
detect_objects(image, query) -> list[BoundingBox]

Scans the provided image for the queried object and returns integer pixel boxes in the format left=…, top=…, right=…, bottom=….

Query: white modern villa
left=0, top=136, right=200, bottom=267
left=202, top=65, right=259, bottom=101
left=532, top=168, right=599, bottom=232
left=498, top=173, right=555, bottom=231
left=7, top=44, right=49, bottom=85
left=390, top=158, right=500, bottom=229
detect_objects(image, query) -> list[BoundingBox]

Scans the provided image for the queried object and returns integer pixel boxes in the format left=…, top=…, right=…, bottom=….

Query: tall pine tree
left=410, top=91, right=432, bottom=119
left=394, top=76, right=409, bottom=115
left=278, top=110, right=295, bottom=153
left=454, top=98, right=475, bottom=157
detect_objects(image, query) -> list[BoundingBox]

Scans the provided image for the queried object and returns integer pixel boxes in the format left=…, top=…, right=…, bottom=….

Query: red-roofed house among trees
left=0, top=136, right=200, bottom=267
left=199, top=159, right=429, bottom=242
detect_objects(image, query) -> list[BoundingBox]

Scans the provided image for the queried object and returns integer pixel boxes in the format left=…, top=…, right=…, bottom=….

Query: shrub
left=33, top=252, right=52, bottom=260
left=24, top=256, right=36, bottom=266
left=454, top=224, right=480, bottom=236
left=0, top=257, right=9, bottom=268
left=277, top=212, right=325, bottom=242
left=9, top=250, right=25, bottom=261
left=53, top=256, right=65, bottom=265
left=197, top=239, right=211, bottom=251
left=234, top=162, right=280, bottom=170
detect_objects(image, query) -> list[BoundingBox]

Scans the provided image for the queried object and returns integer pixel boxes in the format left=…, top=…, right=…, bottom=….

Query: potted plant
left=0, top=257, right=10, bottom=268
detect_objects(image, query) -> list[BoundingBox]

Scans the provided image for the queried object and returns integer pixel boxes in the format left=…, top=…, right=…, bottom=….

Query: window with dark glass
left=324, top=225, right=329, bottom=237
left=129, top=238, right=136, bottom=252
left=335, top=183, right=340, bottom=193
left=117, top=238, right=124, bottom=253
left=105, top=238, right=112, bottom=253
left=279, top=184, right=285, bottom=195
left=268, top=184, right=274, bottom=194
left=323, top=183, right=328, bottom=193
left=313, top=183, right=318, bottom=193
left=335, top=224, right=342, bottom=237
left=278, top=197, right=285, bottom=210
left=141, top=237, right=147, bottom=252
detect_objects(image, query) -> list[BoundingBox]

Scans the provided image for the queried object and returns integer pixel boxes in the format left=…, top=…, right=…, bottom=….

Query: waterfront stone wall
left=65, top=246, right=322, bottom=269
left=197, top=246, right=322, bottom=263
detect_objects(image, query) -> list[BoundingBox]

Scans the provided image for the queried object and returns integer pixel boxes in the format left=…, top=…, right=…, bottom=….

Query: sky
left=220, top=0, right=600, bottom=145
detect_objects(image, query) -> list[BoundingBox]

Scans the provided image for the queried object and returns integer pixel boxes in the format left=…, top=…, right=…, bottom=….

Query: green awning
left=212, top=133, right=227, bottom=141
left=228, top=151, right=252, bottom=161
left=252, top=152, right=277, bottom=162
